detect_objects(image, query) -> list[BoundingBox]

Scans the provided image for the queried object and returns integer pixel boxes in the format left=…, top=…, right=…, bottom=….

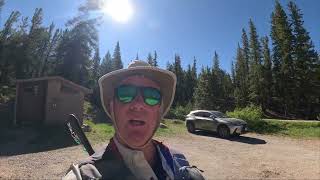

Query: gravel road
left=1, top=132, right=319, bottom=179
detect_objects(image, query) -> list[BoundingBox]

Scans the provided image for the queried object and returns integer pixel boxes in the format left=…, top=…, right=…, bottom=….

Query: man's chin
left=120, top=133, right=154, bottom=149
left=126, top=137, right=150, bottom=149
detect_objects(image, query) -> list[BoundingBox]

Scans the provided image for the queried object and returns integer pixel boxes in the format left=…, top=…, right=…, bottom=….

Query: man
left=64, top=60, right=204, bottom=180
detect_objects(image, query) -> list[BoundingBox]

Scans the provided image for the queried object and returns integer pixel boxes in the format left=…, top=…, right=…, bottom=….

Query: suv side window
left=193, top=112, right=201, bottom=117
left=202, top=112, right=211, bottom=118
left=211, top=113, right=217, bottom=118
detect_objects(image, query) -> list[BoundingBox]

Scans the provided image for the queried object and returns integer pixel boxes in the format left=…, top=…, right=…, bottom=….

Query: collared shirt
left=63, top=137, right=177, bottom=180
left=113, top=138, right=175, bottom=180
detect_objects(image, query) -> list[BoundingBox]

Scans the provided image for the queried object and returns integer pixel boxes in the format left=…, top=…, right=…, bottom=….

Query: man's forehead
left=119, top=75, right=160, bottom=88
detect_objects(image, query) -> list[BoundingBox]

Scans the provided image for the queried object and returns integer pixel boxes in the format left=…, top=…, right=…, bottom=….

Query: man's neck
left=114, top=135, right=157, bottom=167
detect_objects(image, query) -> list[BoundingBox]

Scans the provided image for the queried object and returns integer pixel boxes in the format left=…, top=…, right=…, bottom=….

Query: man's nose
left=129, top=93, right=145, bottom=111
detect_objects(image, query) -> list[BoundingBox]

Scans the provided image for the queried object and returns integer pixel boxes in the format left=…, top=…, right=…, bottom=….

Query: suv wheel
left=186, top=122, right=195, bottom=133
left=218, top=125, right=230, bottom=139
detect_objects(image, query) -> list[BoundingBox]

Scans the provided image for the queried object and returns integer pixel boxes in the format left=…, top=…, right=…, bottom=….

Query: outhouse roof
left=16, top=76, right=92, bottom=94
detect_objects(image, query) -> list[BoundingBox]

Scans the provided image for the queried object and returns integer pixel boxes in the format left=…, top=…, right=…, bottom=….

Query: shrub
left=0, top=86, right=15, bottom=104
left=174, top=105, right=188, bottom=120
left=166, top=102, right=193, bottom=120
left=227, top=105, right=263, bottom=122
left=227, top=105, right=266, bottom=132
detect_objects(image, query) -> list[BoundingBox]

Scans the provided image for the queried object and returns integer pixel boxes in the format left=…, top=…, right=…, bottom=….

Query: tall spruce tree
left=147, top=52, right=153, bottom=66
left=146, top=51, right=158, bottom=67
left=231, top=61, right=236, bottom=85
left=191, top=57, right=197, bottom=102
left=212, top=51, right=224, bottom=109
left=92, top=47, right=100, bottom=81
left=112, top=41, right=123, bottom=70
left=248, top=19, right=263, bottom=105
left=261, top=36, right=273, bottom=110
left=221, top=72, right=235, bottom=112
left=153, top=51, right=158, bottom=67
left=100, top=50, right=112, bottom=75
left=174, top=54, right=185, bottom=106
left=271, top=0, right=295, bottom=116
left=168, top=54, right=185, bottom=106
left=0, top=11, right=20, bottom=83
left=25, top=8, right=48, bottom=78
left=234, top=44, right=249, bottom=107
left=241, top=28, right=250, bottom=74
left=192, top=56, right=197, bottom=80
left=194, top=67, right=214, bottom=109
left=39, top=24, right=61, bottom=77
left=56, top=19, right=98, bottom=86
left=288, top=1, right=319, bottom=118
left=184, top=64, right=195, bottom=104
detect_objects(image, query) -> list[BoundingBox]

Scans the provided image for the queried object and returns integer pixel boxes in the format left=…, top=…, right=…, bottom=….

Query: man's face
left=111, top=75, right=161, bottom=148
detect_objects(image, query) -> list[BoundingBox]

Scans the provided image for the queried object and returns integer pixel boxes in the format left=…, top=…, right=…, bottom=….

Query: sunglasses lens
left=116, top=85, right=137, bottom=103
left=143, top=88, right=161, bottom=106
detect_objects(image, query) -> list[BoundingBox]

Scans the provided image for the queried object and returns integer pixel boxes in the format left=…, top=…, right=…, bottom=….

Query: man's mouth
left=129, top=119, right=146, bottom=126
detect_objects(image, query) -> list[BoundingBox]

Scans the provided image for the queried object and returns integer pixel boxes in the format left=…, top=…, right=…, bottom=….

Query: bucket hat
left=98, top=60, right=177, bottom=119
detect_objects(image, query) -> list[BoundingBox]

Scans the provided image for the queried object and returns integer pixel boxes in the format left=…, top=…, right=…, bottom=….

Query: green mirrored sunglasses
left=115, top=85, right=162, bottom=106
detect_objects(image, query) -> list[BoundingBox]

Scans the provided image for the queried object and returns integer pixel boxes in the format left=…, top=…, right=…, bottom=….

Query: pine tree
left=183, top=57, right=198, bottom=105
left=10, top=16, right=29, bottom=81
left=211, top=51, right=224, bottom=109
left=166, top=61, right=173, bottom=72
left=194, top=67, right=214, bottom=109
left=261, top=36, right=273, bottom=110
left=192, top=56, right=197, bottom=80
left=100, top=50, right=112, bottom=75
left=221, top=73, right=235, bottom=112
left=234, top=44, right=249, bottom=107
left=92, top=47, right=100, bottom=80
left=231, top=61, right=236, bottom=85
left=56, top=19, right=98, bottom=86
left=25, top=8, right=47, bottom=78
left=213, top=51, right=220, bottom=72
left=0, top=11, right=20, bottom=83
left=153, top=51, right=158, bottom=67
left=167, top=54, right=185, bottom=106
left=184, top=64, right=195, bottom=104
left=241, top=28, right=250, bottom=74
left=288, top=1, right=319, bottom=118
left=248, top=19, right=263, bottom=105
left=146, top=51, right=158, bottom=67
left=147, top=52, right=153, bottom=66
left=112, top=41, right=123, bottom=70
left=271, top=0, right=295, bottom=116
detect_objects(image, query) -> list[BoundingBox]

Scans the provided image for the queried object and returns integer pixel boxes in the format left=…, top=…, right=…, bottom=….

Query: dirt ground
left=0, top=132, right=319, bottom=179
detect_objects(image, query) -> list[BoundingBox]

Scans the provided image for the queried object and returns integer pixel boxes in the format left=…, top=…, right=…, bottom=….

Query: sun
left=102, top=0, right=134, bottom=23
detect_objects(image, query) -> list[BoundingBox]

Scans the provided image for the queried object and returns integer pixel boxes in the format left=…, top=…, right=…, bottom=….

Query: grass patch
left=227, top=106, right=320, bottom=139
left=263, top=120, right=320, bottom=138
left=155, top=119, right=186, bottom=137
left=238, top=119, right=320, bottom=139
left=84, top=120, right=115, bottom=144
left=84, top=119, right=186, bottom=144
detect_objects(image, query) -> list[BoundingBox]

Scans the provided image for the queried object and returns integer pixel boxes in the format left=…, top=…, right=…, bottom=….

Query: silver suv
left=185, top=110, right=248, bottom=138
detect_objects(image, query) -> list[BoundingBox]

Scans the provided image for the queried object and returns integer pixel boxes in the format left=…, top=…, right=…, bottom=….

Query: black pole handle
left=66, top=114, right=95, bottom=156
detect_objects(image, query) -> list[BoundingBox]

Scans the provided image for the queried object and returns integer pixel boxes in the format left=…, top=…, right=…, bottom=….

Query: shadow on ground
left=0, top=125, right=77, bottom=156
left=193, top=131, right=267, bottom=145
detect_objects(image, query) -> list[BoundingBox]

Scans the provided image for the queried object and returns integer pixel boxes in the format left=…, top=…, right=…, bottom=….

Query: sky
left=1, top=0, right=319, bottom=73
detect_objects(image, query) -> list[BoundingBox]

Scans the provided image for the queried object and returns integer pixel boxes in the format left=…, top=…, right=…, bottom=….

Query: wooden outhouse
left=14, top=76, right=92, bottom=126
